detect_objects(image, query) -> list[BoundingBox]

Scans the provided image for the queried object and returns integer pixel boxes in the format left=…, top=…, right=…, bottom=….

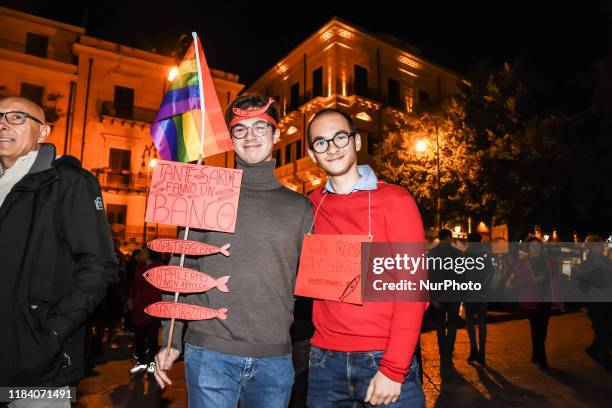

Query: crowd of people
left=428, top=229, right=612, bottom=374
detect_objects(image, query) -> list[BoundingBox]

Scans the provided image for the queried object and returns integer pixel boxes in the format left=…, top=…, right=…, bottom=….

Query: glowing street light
left=149, top=158, right=158, bottom=168
left=168, top=66, right=179, bottom=81
left=415, top=139, right=427, bottom=153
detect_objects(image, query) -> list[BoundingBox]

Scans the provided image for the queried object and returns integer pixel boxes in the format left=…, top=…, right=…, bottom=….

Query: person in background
left=127, top=247, right=163, bottom=374
left=463, top=232, right=492, bottom=365
left=428, top=228, right=463, bottom=369
left=510, top=237, right=559, bottom=370
left=572, top=235, right=612, bottom=372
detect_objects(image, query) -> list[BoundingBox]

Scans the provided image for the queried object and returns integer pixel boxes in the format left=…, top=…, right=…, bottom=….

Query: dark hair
left=225, top=94, right=279, bottom=130
left=306, top=108, right=357, bottom=145
left=467, top=232, right=482, bottom=242
left=438, top=228, right=453, bottom=241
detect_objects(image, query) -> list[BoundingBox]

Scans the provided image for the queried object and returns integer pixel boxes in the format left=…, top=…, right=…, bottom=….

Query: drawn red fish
left=145, top=301, right=228, bottom=320
left=144, top=265, right=230, bottom=293
left=148, top=239, right=230, bottom=257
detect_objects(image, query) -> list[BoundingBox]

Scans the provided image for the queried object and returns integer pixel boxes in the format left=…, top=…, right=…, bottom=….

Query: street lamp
left=168, top=66, right=179, bottom=82
left=415, top=121, right=442, bottom=230
left=415, top=139, right=427, bottom=153
left=141, top=143, right=158, bottom=245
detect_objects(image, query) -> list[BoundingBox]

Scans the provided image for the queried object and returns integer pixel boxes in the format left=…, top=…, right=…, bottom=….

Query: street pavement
left=75, top=311, right=611, bottom=407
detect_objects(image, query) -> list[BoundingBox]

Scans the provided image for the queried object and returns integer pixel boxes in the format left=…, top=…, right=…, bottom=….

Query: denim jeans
left=184, top=342, right=294, bottom=408
left=307, top=346, right=424, bottom=408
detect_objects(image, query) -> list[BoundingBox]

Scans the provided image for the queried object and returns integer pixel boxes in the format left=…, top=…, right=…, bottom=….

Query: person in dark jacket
left=572, top=235, right=612, bottom=372
left=463, top=232, right=492, bottom=365
left=0, top=97, right=117, bottom=393
left=428, top=228, right=463, bottom=369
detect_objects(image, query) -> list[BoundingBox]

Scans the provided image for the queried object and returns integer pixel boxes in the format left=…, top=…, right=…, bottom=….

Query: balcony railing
left=93, top=168, right=149, bottom=194
left=124, top=225, right=178, bottom=245
left=101, top=101, right=157, bottom=124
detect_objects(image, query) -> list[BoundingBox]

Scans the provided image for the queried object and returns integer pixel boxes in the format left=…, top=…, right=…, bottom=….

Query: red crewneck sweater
left=308, top=181, right=428, bottom=383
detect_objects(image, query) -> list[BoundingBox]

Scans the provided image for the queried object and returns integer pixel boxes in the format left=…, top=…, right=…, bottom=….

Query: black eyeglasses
left=231, top=121, right=273, bottom=139
left=0, top=111, right=44, bottom=125
left=309, top=131, right=356, bottom=153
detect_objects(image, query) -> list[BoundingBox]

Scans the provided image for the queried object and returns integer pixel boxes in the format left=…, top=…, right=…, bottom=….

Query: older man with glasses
left=0, top=96, right=116, bottom=401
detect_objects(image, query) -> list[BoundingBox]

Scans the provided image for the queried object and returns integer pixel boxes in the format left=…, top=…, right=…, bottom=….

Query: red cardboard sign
left=145, top=160, right=243, bottom=233
left=145, top=301, right=227, bottom=320
left=148, top=239, right=230, bottom=256
left=144, top=265, right=229, bottom=293
left=294, top=234, right=371, bottom=305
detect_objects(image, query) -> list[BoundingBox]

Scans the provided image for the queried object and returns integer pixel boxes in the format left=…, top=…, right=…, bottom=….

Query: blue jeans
left=184, top=342, right=294, bottom=408
left=307, top=346, right=424, bottom=408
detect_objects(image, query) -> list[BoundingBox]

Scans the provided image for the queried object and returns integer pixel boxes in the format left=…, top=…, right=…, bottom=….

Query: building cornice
left=247, top=17, right=462, bottom=92
left=0, top=6, right=84, bottom=34
left=73, top=43, right=173, bottom=72
left=0, top=48, right=78, bottom=80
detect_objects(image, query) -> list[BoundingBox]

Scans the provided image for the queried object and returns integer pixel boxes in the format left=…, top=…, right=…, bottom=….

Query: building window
left=295, top=140, right=303, bottom=159
left=285, top=144, right=291, bottom=164
left=109, top=148, right=131, bottom=173
left=284, top=140, right=303, bottom=164
left=273, top=149, right=281, bottom=167
left=20, top=83, right=44, bottom=106
left=367, top=133, right=377, bottom=155
left=418, top=89, right=430, bottom=103
left=113, top=86, right=135, bottom=118
left=290, top=82, right=300, bottom=112
left=354, top=65, right=368, bottom=97
left=388, top=78, right=401, bottom=109
left=25, top=33, right=48, bottom=58
left=312, top=66, right=323, bottom=98
left=106, top=204, right=127, bottom=241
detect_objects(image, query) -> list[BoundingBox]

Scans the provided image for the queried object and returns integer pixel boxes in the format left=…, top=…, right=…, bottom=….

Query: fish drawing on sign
left=144, top=265, right=230, bottom=293
left=145, top=301, right=228, bottom=320
left=148, top=239, right=230, bottom=257
left=339, top=274, right=360, bottom=302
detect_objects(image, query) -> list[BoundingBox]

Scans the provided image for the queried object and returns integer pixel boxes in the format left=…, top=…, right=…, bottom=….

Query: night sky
left=1, top=0, right=611, bottom=86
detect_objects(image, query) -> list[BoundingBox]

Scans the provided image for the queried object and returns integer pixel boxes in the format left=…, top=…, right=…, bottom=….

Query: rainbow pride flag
left=151, top=34, right=233, bottom=162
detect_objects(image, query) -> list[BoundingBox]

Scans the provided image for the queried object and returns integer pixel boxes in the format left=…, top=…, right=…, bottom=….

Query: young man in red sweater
left=306, top=108, right=427, bottom=407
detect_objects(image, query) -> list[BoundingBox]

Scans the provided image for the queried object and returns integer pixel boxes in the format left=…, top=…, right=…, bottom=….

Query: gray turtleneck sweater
left=161, top=158, right=313, bottom=357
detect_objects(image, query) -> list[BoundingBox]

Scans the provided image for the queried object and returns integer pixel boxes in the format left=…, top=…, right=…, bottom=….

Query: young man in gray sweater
left=153, top=94, right=313, bottom=408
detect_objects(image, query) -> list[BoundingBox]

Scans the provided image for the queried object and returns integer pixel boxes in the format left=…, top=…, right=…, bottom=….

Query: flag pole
left=165, top=32, right=207, bottom=356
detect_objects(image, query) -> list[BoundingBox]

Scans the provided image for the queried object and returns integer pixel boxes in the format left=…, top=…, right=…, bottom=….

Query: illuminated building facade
left=0, top=7, right=243, bottom=248
left=248, top=17, right=461, bottom=193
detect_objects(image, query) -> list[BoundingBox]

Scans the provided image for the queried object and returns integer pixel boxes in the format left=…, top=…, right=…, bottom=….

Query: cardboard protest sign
left=144, top=265, right=229, bottom=293
left=148, top=239, right=230, bottom=256
left=145, top=301, right=227, bottom=320
left=295, top=234, right=371, bottom=305
left=145, top=160, right=243, bottom=233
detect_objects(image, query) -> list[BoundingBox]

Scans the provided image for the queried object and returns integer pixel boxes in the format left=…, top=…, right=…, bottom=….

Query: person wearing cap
left=0, top=96, right=117, bottom=393
left=305, top=108, right=428, bottom=407
left=154, top=94, right=313, bottom=408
